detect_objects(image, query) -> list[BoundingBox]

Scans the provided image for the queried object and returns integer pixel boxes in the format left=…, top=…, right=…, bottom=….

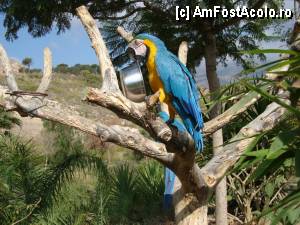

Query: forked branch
left=76, top=5, right=119, bottom=91
left=0, top=43, right=173, bottom=165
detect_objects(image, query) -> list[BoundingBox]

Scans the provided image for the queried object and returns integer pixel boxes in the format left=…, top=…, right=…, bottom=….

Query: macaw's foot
left=166, top=118, right=175, bottom=126
left=145, top=91, right=160, bottom=109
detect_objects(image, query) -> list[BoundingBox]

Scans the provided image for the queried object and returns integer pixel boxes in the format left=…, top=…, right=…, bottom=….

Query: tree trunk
left=173, top=177, right=208, bottom=225
left=213, top=130, right=227, bottom=224
left=204, top=31, right=228, bottom=225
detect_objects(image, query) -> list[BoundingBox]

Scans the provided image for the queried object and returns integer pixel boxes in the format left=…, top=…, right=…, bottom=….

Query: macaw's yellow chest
left=143, top=39, right=176, bottom=119
left=144, top=40, right=167, bottom=103
left=146, top=58, right=164, bottom=96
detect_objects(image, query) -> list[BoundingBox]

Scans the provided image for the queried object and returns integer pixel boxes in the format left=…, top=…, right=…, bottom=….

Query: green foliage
left=108, top=161, right=164, bottom=224
left=229, top=48, right=300, bottom=224
left=0, top=135, right=44, bottom=224
left=0, top=121, right=108, bottom=225
left=0, top=119, right=165, bottom=224
left=0, top=108, right=21, bottom=130
left=22, top=57, right=32, bottom=70
left=53, top=63, right=99, bottom=75
left=54, top=63, right=69, bottom=73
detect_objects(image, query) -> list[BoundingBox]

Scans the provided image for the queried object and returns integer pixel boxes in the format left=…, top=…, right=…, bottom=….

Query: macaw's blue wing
left=155, top=50, right=204, bottom=151
left=167, top=52, right=201, bottom=102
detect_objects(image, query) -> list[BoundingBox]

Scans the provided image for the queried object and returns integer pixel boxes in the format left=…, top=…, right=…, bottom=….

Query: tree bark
left=173, top=180, right=208, bottom=225
left=213, top=130, right=227, bottom=225
left=204, top=30, right=228, bottom=225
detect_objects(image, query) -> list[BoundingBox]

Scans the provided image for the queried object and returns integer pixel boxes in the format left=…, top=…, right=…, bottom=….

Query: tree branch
left=94, top=7, right=146, bottom=21
left=193, top=91, right=289, bottom=195
left=0, top=42, right=173, bottom=165
left=0, top=45, right=18, bottom=91
left=117, top=26, right=134, bottom=42
left=37, top=48, right=52, bottom=93
left=76, top=5, right=119, bottom=92
left=0, top=84, right=172, bottom=164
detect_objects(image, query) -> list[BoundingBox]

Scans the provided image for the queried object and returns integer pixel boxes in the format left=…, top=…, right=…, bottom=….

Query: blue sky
left=0, top=16, right=98, bottom=68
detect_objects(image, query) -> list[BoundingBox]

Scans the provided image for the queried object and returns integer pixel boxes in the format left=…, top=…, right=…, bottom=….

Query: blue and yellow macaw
left=128, top=33, right=204, bottom=209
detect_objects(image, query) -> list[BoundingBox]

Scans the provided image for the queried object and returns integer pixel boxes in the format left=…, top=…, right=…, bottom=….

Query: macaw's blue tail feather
left=159, top=111, right=181, bottom=210
left=164, top=168, right=176, bottom=210
left=159, top=111, right=203, bottom=211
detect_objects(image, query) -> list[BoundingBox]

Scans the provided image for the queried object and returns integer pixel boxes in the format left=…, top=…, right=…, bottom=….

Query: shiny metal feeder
left=119, top=61, right=147, bottom=103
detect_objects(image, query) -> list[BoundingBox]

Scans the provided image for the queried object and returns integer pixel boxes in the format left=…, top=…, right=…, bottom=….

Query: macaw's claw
left=145, top=91, right=160, bottom=109
left=166, top=118, right=174, bottom=126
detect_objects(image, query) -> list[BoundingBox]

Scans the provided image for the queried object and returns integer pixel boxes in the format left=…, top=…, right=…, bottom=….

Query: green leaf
left=266, top=57, right=300, bottom=72
left=233, top=134, right=264, bottom=171
left=239, top=58, right=286, bottom=75
left=265, top=182, right=275, bottom=198
left=243, top=81, right=300, bottom=117
left=248, top=151, right=293, bottom=182
left=269, top=128, right=300, bottom=153
left=287, top=207, right=300, bottom=224
left=266, top=148, right=286, bottom=160
left=244, top=149, right=269, bottom=157
left=296, top=149, right=300, bottom=177
left=241, top=49, right=300, bottom=56
left=275, top=175, right=286, bottom=186
left=260, top=189, right=300, bottom=223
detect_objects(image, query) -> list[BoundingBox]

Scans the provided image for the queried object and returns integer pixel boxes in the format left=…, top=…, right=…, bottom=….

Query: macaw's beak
left=127, top=39, right=147, bottom=60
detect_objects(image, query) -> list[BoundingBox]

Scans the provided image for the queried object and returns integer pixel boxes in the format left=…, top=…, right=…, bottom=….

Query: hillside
left=0, top=71, right=135, bottom=161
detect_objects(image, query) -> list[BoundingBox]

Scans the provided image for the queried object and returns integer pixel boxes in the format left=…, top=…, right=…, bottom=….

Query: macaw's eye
left=135, top=40, right=140, bottom=45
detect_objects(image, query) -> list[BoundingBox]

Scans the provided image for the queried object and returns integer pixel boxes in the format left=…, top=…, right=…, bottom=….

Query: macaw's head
left=127, top=33, right=167, bottom=60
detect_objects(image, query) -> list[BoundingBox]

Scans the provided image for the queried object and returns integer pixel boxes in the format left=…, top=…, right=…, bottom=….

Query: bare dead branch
left=145, top=90, right=160, bottom=108
left=76, top=6, right=119, bottom=91
left=194, top=94, right=288, bottom=191
left=203, top=91, right=261, bottom=135
left=0, top=41, right=173, bottom=165
left=37, top=48, right=52, bottom=93
left=178, top=41, right=188, bottom=65
left=0, top=85, right=173, bottom=164
left=0, top=44, right=18, bottom=91
left=117, top=26, right=134, bottom=42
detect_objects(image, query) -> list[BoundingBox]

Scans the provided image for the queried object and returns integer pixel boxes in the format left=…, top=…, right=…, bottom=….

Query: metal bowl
left=119, top=61, right=147, bottom=102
